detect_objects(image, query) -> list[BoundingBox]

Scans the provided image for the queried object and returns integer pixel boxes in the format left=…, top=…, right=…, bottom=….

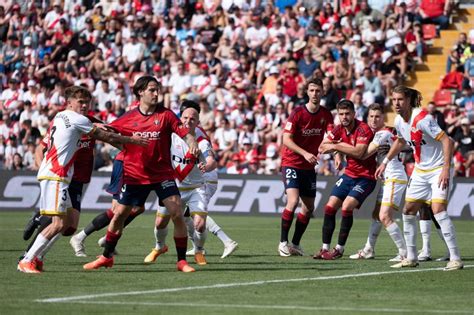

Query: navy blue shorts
left=68, top=180, right=84, bottom=212
left=282, top=167, right=317, bottom=198
left=106, top=159, right=124, bottom=200
left=116, top=180, right=180, bottom=207
left=330, top=174, right=376, bottom=206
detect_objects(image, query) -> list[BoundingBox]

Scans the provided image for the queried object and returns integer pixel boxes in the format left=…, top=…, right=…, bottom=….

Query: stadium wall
left=1, top=172, right=473, bottom=219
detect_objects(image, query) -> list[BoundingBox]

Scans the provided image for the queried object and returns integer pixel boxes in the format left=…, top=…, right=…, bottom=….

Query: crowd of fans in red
left=0, top=0, right=472, bottom=176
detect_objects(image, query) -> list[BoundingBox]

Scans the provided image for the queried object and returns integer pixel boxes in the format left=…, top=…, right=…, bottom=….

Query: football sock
left=193, top=230, right=207, bottom=251
left=103, top=230, right=121, bottom=258
left=174, top=236, right=187, bottom=261
left=291, top=212, right=311, bottom=246
left=280, top=209, right=294, bottom=243
left=23, top=233, right=49, bottom=262
left=434, top=212, right=461, bottom=261
left=364, top=219, right=382, bottom=251
left=73, top=230, right=87, bottom=243
left=322, top=205, right=337, bottom=246
left=26, top=216, right=52, bottom=252
left=419, top=219, right=431, bottom=254
left=84, top=211, right=111, bottom=236
left=185, top=216, right=194, bottom=239
left=403, top=214, right=417, bottom=261
left=37, top=234, right=60, bottom=260
left=386, top=222, right=407, bottom=256
left=337, top=210, right=353, bottom=247
left=206, top=215, right=231, bottom=244
left=154, top=226, right=168, bottom=250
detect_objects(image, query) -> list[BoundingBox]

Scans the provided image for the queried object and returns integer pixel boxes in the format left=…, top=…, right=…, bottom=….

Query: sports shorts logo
left=161, top=180, right=176, bottom=189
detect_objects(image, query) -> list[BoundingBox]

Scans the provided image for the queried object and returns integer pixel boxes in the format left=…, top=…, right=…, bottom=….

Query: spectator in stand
left=214, top=118, right=238, bottom=168
left=355, top=0, right=385, bottom=32
left=361, top=67, right=384, bottom=104
left=416, top=0, right=451, bottom=30
left=18, top=119, right=41, bottom=147
left=298, top=48, right=320, bottom=79
left=321, top=77, right=339, bottom=112
left=288, top=83, right=308, bottom=112
left=456, top=86, right=474, bottom=122
left=453, top=117, right=474, bottom=174
left=282, top=60, right=305, bottom=98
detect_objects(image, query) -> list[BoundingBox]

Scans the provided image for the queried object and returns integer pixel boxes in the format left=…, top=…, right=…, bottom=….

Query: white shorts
left=376, top=179, right=407, bottom=210
left=39, top=180, right=72, bottom=216
left=204, top=182, right=217, bottom=205
left=157, top=186, right=208, bottom=217
left=405, top=166, right=454, bottom=205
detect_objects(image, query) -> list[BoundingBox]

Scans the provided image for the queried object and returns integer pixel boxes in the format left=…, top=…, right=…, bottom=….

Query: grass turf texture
left=1, top=211, right=473, bottom=314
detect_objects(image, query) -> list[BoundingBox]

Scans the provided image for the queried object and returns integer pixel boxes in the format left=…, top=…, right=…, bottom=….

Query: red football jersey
left=72, top=136, right=95, bottom=183
left=109, top=106, right=189, bottom=184
left=328, top=120, right=375, bottom=179
left=281, top=105, right=334, bottom=170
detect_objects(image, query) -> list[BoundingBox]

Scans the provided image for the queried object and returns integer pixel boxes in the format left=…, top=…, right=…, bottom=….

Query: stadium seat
left=440, top=71, right=464, bottom=90
left=432, top=89, right=453, bottom=107
left=422, top=24, right=437, bottom=40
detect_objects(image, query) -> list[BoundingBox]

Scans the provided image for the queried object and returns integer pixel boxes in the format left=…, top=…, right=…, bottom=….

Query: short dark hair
left=305, top=77, right=323, bottom=91
left=336, top=99, right=355, bottom=111
left=368, top=103, right=384, bottom=114
left=133, top=76, right=160, bottom=99
left=180, top=99, right=200, bottom=114
left=392, top=85, right=422, bottom=108
left=65, top=86, right=92, bottom=101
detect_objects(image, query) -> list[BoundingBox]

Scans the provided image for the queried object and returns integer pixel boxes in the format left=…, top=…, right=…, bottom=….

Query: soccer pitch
left=1, top=211, right=473, bottom=315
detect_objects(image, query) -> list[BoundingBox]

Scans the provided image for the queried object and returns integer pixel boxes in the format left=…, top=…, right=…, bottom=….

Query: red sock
left=280, top=209, right=294, bottom=242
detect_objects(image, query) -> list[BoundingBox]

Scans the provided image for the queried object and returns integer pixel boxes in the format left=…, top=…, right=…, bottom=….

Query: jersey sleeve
left=372, top=130, right=388, bottom=147
left=167, top=111, right=189, bottom=138
left=418, top=115, right=444, bottom=141
left=283, top=109, right=299, bottom=134
left=74, top=114, right=94, bottom=135
left=198, top=138, right=213, bottom=158
left=327, top=124, right=342, bottom=141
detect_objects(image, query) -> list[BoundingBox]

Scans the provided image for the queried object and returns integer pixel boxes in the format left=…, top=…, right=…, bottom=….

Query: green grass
left=1, top=211, right=473, bottom=315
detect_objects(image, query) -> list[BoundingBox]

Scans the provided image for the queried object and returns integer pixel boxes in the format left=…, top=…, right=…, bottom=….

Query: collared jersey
left=37, top=110, right=94, bottom=183
left=328, top=119, right=375, bottom=179
left=394, top=108, right=445, bottom=170
left=109, top=106, right=189, bottom=185
left=372, top=127, right=407, bottom=181
left=281, top=104, right=334, bottom=170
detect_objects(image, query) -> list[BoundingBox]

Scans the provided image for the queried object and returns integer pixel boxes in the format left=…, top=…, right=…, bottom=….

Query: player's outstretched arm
left=330, top=142, right=368, bottom=159
left=374, top=137, right=406, bottom=179
left=90, top=128, right=149, bottom=147
left=184, top=133, right=201, bottom=157
left=360, top=143, right=378, bottom=160
left=283, top=133, right=317, bottom=165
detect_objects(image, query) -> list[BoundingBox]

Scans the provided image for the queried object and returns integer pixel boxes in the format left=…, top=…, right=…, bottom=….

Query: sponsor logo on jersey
left=132, top=131, right=161, bottom=139
left=406, top=139, right=427, bottom=147
left=301, top=128, right=323, bottom=136
left=77, top=139, right=91, bottom=149
left=172, top=155, right=197, bottom=165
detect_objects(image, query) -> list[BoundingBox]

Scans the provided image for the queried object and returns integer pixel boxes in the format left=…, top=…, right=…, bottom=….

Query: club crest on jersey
left=154, top=119, right=160, bottom=125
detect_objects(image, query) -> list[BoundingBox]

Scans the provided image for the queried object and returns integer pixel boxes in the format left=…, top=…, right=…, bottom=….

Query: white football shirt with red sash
left=394, top=108, right=446, bottom=171
left=171, top=126, right=213, bottom=187
left=37, top=110, right=95, bottom=183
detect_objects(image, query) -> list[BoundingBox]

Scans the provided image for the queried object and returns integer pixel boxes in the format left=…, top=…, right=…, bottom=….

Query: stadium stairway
left=385, top=7, right=474, bottom=124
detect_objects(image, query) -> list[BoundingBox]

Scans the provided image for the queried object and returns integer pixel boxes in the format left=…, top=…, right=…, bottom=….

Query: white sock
left=74, top=230, right=87, bottom=242
left=436, top=228, right=448, bottom=251
left=419, top=219, right=431, bottom=254
left=193, top=229, right=207, bottom=251
left=386, top=222, right=407, bottom=256
left=434, top=212, right=461, bottom=261
left=403, top=214, right=417, bottom=261
left=322, top=243, right=330, bottom=250
left=335, top=244, right=344, bottom=252
left=23, top=234, right=50, bottom=262
left=185, top=216, right=194, bottom=239
left=365, top=220, right=382, bottom=251
left=38, top=234, right=61, bottom=260
left=206, top=215, right=231, bottom=244
left=154, top=226, right=168, bottom=250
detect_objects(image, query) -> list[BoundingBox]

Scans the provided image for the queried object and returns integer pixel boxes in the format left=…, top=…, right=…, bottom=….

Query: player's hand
left=188, top=142, right=201, bottom=157
left=198, top=162, right=206, bottom=173
left=94, top=123, right=115, bottom=132
left=374, top=163, right=386, bottom=180
left=128, top=135, right=149, bottom=147
left=334, top=154, right=343, bottom=170
left=438, top=167, right=450, bottom=190
left=303, top=152, right=318, bottom=165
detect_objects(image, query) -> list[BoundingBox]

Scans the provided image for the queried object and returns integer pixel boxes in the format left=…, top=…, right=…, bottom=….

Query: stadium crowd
left=0, top=0, right=473, bottom=176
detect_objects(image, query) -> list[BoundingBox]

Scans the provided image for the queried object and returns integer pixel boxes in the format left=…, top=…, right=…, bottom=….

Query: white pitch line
left=36, top=265, right=474, bottom=304
left=64, top=301, right=474, bottom=314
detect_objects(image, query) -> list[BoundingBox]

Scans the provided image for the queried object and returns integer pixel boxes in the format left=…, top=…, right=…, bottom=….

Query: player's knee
left=324, top=205, right=337, bottom=216
left=62, top=227, right=76, bottom=236
left=131, top=206, right=145, bottom=216
left=193, top=216, right=206, bottom=232
left=379, top=213, right=392, bottom=226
